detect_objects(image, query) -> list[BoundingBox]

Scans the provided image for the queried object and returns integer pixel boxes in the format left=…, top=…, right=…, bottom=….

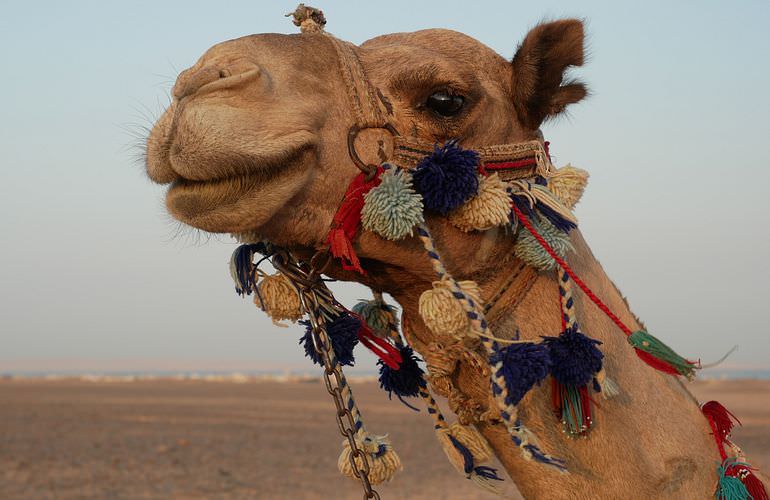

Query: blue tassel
left=229, top=244, right=266, bottom=296
left=490, top=341, right=551, bottom=406
left=412, top=141, right=480, bottom=215
left=378, top=345, right=425, bottom=404
left=542, top=325, right=603, bottom=387
left=299, top=313, right=360, bottom=367
left=536, top=202, right=577, bottom=233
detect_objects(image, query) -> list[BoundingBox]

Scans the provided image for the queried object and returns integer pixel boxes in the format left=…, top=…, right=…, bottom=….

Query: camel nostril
left=219, top=69, right=231, bottom=78
left=174, top=66, right=220, bottom=100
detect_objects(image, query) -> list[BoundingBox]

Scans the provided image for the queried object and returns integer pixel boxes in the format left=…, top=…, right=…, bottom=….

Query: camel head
left=146, top=18, right=587, bottom=288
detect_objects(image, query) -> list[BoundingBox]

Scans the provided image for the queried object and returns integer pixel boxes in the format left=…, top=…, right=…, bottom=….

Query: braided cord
left=415, top=222, right=565, bottom=471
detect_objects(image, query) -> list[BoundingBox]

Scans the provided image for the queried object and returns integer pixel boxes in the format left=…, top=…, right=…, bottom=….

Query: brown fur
left=145, top=22, right=744, bottom=498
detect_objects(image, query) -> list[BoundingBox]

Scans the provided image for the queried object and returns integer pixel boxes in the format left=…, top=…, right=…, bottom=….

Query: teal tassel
left=513, top=214, right=573, bottom=270
left=352, top=299, right=396, bottom=338
left=361, top=168, right=424, bottom=240
left=715, top=459, right=751, bottom=500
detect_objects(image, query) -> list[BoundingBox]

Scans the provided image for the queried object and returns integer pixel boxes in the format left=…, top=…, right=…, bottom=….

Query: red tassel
left=740, top=468, right=769, bottom=500
left=355, top=317, right=403, bottom=369
left=633, top=348, right=681, bottom=375
left=702, top=401, right=741, bottom=444
left=325, top=168, right=383, bottom=275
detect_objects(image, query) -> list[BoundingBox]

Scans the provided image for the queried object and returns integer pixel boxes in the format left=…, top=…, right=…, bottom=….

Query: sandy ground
left=0, top=378, right=767, bottom=499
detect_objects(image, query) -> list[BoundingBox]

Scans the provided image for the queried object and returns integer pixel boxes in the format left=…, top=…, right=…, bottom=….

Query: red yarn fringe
left=551, top=378, right=594, bottom=435
left=633, top=348, right=681, bottom=376
left=702, top=400, right=741, bottom=444
left=356, top=320, right=402, bottom=369
left=325, top=168, right=383, bottom=275
left=740, top=468, right=769, bottom=500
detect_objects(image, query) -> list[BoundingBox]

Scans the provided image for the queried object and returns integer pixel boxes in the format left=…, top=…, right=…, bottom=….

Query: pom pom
left=418, top=280, right=481, bottom=339
left=361, top=168, right=424, bottom=240
left=449, top=173, right=511, bottom=232
left=513, top=214, right=574, bottom=270
left=351, top=299, right=396, bottom=338
left=299, top=313, right=360, bottom=366
left=547, top=164, right=589, bottom=209
left=542, top=325, right=603, bottom=387
left=338, top=432, right=402, bottom=485
left=412, top=141, right=480, bottom=215
left=490, top=341, right=551, bottom=406
left=378, top=345, right=425, bottom=399
left=256, top=273, right=303, bottom=322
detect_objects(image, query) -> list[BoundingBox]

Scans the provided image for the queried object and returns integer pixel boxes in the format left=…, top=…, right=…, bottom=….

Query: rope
left=414, top=222, right=566, bottom=471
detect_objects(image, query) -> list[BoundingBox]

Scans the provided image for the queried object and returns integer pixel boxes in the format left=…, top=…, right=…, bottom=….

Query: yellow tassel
left=547, top=164, right=589, bottom=209
left=256, top=273, right=303, bottom=323
left=418, top=280, right=481, bottom=339
left=449, top=173, right=511, bottom=232
left=338, top=432, right=402, bottom=485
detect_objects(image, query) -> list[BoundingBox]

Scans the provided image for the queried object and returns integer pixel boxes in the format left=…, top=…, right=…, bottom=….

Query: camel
left=144, top=8, right=766, bottom=499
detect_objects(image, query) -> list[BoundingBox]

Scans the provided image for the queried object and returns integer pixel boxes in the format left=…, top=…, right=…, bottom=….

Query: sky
left=1, top=0, right=769, bottom=373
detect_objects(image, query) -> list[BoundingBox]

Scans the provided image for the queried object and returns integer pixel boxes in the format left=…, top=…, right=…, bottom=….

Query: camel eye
left=426, top=91, right=464, bottom=117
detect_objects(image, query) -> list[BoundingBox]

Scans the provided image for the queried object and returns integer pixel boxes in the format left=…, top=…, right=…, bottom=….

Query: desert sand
left=0, top=378, right=767, bottom=499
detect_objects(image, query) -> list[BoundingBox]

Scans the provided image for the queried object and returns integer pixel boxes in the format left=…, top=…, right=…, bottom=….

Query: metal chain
left=272, top=250, right=380, bottom=500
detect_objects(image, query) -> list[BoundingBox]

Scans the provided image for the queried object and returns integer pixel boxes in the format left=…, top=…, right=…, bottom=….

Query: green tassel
left=628, top=330, right=699, bottom=380
left=715, top=459, right=751, bottom=500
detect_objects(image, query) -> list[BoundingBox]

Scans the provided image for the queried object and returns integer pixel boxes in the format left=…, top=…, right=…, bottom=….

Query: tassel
left=489, top=341, right=551, bottom=406
left=418, top=280, right=482, bottom=339
left=448, top=173, right=511, bottom=232
left=356, top=319, right=403, bottom=369
left=256, top=273, right=303, bottom=323
left=702, top=401, right=741, bottom=443
left=513, top=214, right=574, bottom=271
left=351, top=298, right=396, bottom=339
left=510, top=180, right=577, bottom=233
left=412, top=141, right=480, bottom=215
left=361, top=168, right=424, bottom=240
left=378, top=345, right=425, bottom=400
left=436, top=425, right=502, bottom=494
left=326, top=167, right=383, bottom=274
left=299, top=313, right=359, bottom=367
left=543, top=325, right=604, bottom=435
left=715, top=459, right=752, bottom=500
left=338, top=431, right=402, bottom=485
left=628, top=330, right=699, bottom=380
left=737, top=466, right=769, bottom=500
left=229, top=244, right=263, bottom=296
left=595, top=369, right=621, bottom=399
left=547, top=164, right=589, bottom=209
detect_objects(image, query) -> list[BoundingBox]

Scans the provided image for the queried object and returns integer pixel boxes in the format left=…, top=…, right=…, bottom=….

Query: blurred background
left=1, top=1, right=768, bottom=498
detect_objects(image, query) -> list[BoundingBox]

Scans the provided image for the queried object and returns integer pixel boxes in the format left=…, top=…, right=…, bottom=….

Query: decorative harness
left=227, top=6, right=767, bottom=500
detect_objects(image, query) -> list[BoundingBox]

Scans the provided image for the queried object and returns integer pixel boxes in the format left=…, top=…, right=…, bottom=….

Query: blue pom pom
left=490, top=342, right=551, bottom=406
left=299, top=313, right=360, bottom=366
left=412, top=141, right=480, bottom=215
left=542, top=325, right=603, bottom=387
left=378, top=345, right=424, bottom=399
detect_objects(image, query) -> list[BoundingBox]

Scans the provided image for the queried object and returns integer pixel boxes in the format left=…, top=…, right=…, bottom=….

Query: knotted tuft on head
left=490, top=341, right=551, bottom=406
left=286, top=3, right=326, bottom=33
left=513, top=214, right=574, bottom=270
left=542, top=325, right=603, bottom=387
left=378, top=345, right=425, bottom=399
left=449, top=173, right=511, bottom=232
left=299, top=313, right=360, bottom=366
left=412, top=142, right=480, bottom=215
left=361, top=168, right=424, bottom=240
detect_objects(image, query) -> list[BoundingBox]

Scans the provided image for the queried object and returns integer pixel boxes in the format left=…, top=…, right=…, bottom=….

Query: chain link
left=274, top=250, right=380, bottom=500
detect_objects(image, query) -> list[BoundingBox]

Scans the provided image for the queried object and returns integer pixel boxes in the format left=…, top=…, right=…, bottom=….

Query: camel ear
left=511, top=19, right=587, bottom=129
